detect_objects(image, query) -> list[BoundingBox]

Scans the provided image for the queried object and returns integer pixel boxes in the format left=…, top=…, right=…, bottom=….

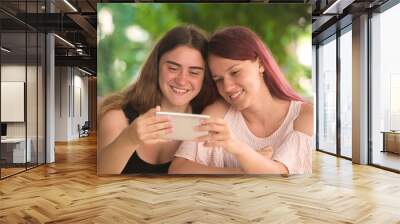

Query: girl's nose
left=174, top=70, right=188, bottom=85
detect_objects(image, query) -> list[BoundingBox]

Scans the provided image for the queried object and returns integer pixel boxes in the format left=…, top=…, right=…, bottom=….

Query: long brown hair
left=100, top=25, right=217, bottom=117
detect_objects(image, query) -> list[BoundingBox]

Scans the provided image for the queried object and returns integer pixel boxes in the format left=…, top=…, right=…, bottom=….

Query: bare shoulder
left=99, top=109, right=129, bottom=132
left=201, top=99, right=230, bottom=118
left=293, top=102, right=314, bottom=136
left=98, top=109, right=130, bottom=149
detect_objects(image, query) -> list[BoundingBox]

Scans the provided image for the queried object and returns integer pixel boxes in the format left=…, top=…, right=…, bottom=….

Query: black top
left=121, top=104, right=171, bottom=174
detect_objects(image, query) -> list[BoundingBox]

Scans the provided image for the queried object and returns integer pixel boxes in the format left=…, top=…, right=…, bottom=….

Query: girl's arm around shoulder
left=293, top=102, right=314, bottom=137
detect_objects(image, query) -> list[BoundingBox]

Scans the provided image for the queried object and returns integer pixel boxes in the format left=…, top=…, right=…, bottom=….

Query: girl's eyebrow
left=189, top=66, right=204, bottom=71
left=224, top=63, right=241, bottom=72
left=166, top=61, right=181, bottom=67
left=166, top=60, right=204, bottom=70
left=212, top=63, right=241, bottom=78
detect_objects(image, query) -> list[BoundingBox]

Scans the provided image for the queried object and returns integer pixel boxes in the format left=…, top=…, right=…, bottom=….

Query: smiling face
left=208, top=54, right=265, bottom=111
left=158, top=45, right=205, bottom=110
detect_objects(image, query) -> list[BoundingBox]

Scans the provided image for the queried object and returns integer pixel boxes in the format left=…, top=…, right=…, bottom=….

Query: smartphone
left=156, top=111, right=210, bottom=141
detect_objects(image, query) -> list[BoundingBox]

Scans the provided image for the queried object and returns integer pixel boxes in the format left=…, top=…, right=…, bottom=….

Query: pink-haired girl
left=169, top=26, right=313, bottom=175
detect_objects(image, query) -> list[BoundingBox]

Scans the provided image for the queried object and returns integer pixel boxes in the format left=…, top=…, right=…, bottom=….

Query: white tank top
left=175, top=101, right=313, bottom=174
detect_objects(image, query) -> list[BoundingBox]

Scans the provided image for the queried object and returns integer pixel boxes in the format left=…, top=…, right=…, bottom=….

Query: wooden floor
left=0, top=167, right=26, bottom=178
left=372, top=150, right=400, bottom=171
left=1, top=163, right=44, bottom=178
left=0, top=135, right=400, bottom=223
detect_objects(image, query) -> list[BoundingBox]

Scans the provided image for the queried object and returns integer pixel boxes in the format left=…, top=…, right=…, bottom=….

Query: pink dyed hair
left=208, top=26, right=303, bottom=102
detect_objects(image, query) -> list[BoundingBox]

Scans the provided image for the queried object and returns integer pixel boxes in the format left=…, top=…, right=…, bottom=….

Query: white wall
left=55, top=67, right=69, bottom=141
left=1, top=64, right=46, bottom=164
left=1, top=65, right=26, bottom=81
left=54, top=67, right=89, bottom=141
left=1, top=65, right=29, bottom=137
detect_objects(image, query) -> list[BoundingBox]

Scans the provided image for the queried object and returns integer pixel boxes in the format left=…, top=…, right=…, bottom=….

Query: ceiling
left=0, top=0, right=99, bottom=75
left=311, top=0, right=390, bottom=43
left=1, top=0, right=394, bottom=74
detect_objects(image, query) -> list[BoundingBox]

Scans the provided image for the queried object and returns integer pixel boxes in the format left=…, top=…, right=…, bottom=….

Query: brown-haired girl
left=98, top=25, right=217, bottom=174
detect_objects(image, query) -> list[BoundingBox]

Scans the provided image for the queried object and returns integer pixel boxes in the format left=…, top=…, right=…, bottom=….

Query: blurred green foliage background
left=98, top=3, right=312, bottom=99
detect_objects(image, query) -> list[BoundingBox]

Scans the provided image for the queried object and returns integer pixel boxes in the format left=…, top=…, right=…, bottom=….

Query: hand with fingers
left=257, top=146, right=274, bottom=159
left=128, top=106, right=173, bottom=146
left=195, top=117, right=245, bottom=155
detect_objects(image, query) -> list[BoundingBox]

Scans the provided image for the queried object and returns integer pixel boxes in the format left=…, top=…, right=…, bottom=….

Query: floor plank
left=0, top=135, right=399, bottom=223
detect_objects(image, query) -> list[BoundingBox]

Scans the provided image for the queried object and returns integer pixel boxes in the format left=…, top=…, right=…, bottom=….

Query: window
left=339, top=28, right=352, bottom=158
left=370, top=2, right=400, bottom=171
left=0, top=1, right=47, bottom=179
left=317, top=36, right=337, bottom=154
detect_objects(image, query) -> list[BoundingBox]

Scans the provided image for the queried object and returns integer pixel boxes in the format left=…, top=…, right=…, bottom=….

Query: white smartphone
left=156, top=111, right=210, bottom=141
